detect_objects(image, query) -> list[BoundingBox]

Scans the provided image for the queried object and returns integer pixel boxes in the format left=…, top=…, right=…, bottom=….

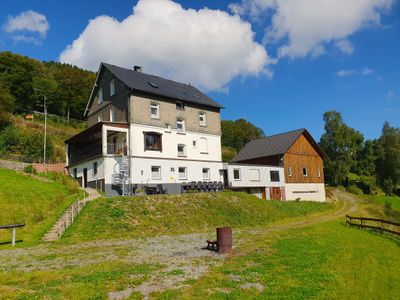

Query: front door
left=83, top=168, right=88, bottom=188
left=271, top=187, right=281, bottom=200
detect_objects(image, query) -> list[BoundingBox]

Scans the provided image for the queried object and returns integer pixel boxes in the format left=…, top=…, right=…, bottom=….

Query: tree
left=0, top=79, right=14, bottom=129
left=352, top=139, right=377, bottom=176
left=222, top=119, right=264, bottom=153
left=376, top=121, right=400, bottom=189
left=319, top=111, right=364, bottom=186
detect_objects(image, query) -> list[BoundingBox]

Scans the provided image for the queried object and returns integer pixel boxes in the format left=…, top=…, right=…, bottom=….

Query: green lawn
left=366, top=194, right=400, bottom=210
left=154, top=220, right=400, bottom=299
left=0, top=168, right=81, bottom=246
left=62, top=191, right=333, bottom=243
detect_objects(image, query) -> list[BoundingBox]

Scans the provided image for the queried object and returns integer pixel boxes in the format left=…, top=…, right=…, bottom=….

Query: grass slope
left=0, top=168, right=80, bottom=246
left=154, top=219, right=400, bottom=299
left=62, top=191, right=332, bottom=243
left=366, top=194, right=400, bottom=210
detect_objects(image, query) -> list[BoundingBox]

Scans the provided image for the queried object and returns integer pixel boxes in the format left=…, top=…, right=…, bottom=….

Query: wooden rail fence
left=0, top=223, right=25, bottom=246
left=346, top=215, right=400, bottom=236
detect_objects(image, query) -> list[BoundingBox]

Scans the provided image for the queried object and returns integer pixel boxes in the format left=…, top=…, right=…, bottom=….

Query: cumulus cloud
left=60, top=0, right=270, bottom=92
left=3, top=10, right=49, bottom=43
left=335, top=67, right=374, bottom=77
left=230, top=0, right=393, bottom=59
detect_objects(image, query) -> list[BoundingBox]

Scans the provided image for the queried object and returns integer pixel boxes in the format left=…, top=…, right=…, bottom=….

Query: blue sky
left=0, top=0, right=399, bottom=141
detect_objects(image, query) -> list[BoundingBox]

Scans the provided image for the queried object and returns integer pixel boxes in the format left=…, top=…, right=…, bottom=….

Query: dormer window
left=176, top=118, right=185, bottom=133
left=150, top=102, right=159, bottom=119
left=110, top=79, right=116, bottom=96
left=176, top=101, right=184, bottom=110
left=97, top=115, right=103, bottom=123
left=98, top=87, right=103, bottom=104
left=199, top=112, right=206, bottom=126
left=110, top=109, right=116, bottom=122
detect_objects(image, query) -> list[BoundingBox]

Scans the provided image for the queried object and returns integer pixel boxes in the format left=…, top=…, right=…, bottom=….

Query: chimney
left=133, top=65, right=143, bottom=72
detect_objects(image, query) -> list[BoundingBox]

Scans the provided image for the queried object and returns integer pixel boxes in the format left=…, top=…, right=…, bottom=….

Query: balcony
left=107, top=143, right=127, bottom=155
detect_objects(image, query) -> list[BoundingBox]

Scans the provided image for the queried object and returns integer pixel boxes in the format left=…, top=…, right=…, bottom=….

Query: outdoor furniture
left=196, top=181, right=202, bottom=192
left=190, top=181, right=196, bottom=192
left=201, top=181, right=208, bottom=192
left=206, top=239, right=218, bottom=251
left=217, top=181, right=224, bottom=191
left=0, top=223, right=25, bottom=247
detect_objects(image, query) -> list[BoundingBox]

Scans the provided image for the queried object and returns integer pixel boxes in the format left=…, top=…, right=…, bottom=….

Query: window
left=303, top=167, right=308, bottom=177
left=177, top=144, right=186, bottom=156
left=233, top=169, right=241, bottom=180
left=176, top=118, right=185, bottom=132
left=202, top=168, right=210, bottom=180
left=110, top=109, right=116, bottom=122
left=144, top=132, right=162, bottom=151
left=176, top=101, right=184, bottom=110
left=73, top=168, right=77, bottom=179
left=98, top=88, right=103, bottom=104
left=249, top=169, right=260, bottom=181
left=178, top=167, right=187, bottom=180
left=199, top=137, right=208, bottom=154
left=318, top=167, right=321, bottom=178
left=193, top=140, right=197, bottom=147
left=151, top=166, right=161, bottom=179
left=98, top=115, right=103, bottom=123
left=110, top=79, right=116, bottom=96
left=93, top=162, right=98, bottom=176
left=270, top=170, right=280, bottom=182
left=199, top=112, right=207, bottom=126
left=288, top=166, right=292, bottom=177
left=150, top=102, right=159, bottom=119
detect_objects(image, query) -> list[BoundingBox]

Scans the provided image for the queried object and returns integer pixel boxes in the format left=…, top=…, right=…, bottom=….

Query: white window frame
left=233, top=168, right=241, bottom=181
left=317, top=167, right=321, bottom=178
left=98, top=87, right=103, bottom=104
left=199, top=112, right=207, bottom=126
left=303, top=167, right=308, bottom=177
left=178, top=167, right=187, bottom=180
left=249, top=169, right=260, bottom=182
left=110, top=79, right=116, bottom=96
left=176, top=118, right=185, bottom=133
left=199, top=137, right=208, bottom=154
left=150, top=102, right=160, bottom=119
left=202, top=168, right=210, bottom=180
left=177, top=144, right=186, bottom=157
left=110, top=109, right=116, bottom=122
left=151, top=166, right=161, bottom=180
left=288, top=166, right=292, bottom=177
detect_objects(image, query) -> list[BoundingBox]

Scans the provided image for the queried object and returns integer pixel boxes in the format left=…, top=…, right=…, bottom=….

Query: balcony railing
left=107, top=143, right=127, bottom=155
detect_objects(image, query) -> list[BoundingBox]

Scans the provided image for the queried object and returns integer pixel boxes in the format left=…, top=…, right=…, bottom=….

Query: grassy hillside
left=62, top=191, right=333, bottom=243
left=155, top=219, right=400, bottom=299
left=0, top=168, right=81, bottom=246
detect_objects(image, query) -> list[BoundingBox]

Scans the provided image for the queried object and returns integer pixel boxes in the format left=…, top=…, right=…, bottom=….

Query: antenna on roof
left=133, top=66, right=143, bottom=72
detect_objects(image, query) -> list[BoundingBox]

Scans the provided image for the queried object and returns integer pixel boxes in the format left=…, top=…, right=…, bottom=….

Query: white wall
left=227, top=164, right=285, bottom=188
left=129, top=123, right=222, bottom=162
left=285, top=183, right=326, bottom=202
left=129, top=157, right=224, bottom=185
left=67, top=158, right=105, bottom=186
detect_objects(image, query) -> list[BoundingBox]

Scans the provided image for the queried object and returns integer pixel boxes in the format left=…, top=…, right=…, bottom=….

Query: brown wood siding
left=283, top=134, right=324, bottom=184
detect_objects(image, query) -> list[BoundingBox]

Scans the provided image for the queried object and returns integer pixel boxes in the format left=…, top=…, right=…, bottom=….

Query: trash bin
left=217, top=227, right=232, bottom=254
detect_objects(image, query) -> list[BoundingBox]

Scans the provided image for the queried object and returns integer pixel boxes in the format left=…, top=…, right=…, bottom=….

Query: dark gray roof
left=102, top=63, right=223, bottom=109
left=231, top=128, right=325, bottom=162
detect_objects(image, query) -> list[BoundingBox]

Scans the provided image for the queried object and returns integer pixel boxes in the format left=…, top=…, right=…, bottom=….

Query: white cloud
left=3, top=10, right=49, bottom=43
left=230, top=0, right=393, bottom=59
left=60, top=0, right=270, bottom=92
left=335, top=67, right=374, bottom=77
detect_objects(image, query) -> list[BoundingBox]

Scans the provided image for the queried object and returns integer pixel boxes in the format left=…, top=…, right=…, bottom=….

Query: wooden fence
left=346, top=215, right=400, bottom=236
left=0, top=223, right=25, bottom=246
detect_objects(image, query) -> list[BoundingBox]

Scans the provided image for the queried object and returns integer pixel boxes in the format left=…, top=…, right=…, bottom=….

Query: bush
left=0, top=125, right=21, bottom=153
left=384, top=200, right=400, bottom=222
left=20, top=131, right=54, bottom=163
left=357, top=176, right=377, bottom=195
left=24, top=164, right=37, bottom=174
left=347, top=184, right=363, bottom=195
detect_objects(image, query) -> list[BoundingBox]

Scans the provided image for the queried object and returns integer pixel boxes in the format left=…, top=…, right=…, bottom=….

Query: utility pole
left=43, top=95, right=47, bottom=164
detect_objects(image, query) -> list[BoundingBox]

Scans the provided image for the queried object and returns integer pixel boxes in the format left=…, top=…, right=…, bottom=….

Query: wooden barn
left=231, top=128, right=327, bottom=201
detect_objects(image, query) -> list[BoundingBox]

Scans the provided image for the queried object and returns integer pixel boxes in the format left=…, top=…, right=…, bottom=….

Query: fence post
left=12, top=228, right=16, bottom=247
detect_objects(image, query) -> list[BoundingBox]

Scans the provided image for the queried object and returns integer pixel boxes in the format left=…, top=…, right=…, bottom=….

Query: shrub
left=24, top=164, right=37, bottom=174
left=357, top=176, right=377, bottom=195
left=0, top=125, right=21, bottom=153
left=20, top=131, right=54, bottom=163
left=347, top=184, right=363, bottom=195
left=384, top=200, right=400, bottom=222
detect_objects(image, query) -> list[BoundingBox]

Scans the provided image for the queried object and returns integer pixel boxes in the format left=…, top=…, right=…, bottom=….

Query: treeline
left=320, top=111, right=400, bottom=195
left=0, top=51, right=95, bottom=123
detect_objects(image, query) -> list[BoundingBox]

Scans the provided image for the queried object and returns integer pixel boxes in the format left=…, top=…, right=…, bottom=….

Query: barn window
left=233, top=169, right=241, bottom=180
left=317, top=167, right=321, bottom=178
left=303, top=167, right=308, bottom=177
left=288, top=166, right=292, bottom=177
left=270, top=170, right=280, bottom=182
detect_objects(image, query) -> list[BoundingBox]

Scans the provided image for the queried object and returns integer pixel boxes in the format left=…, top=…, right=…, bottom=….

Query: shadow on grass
left=0, top=239, right=24, bottom=246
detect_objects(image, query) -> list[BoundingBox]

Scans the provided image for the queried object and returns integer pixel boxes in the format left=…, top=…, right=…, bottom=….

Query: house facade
left=66, top=63, right=224, bottom=196
left=231, top=129, right=327, bottom=201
